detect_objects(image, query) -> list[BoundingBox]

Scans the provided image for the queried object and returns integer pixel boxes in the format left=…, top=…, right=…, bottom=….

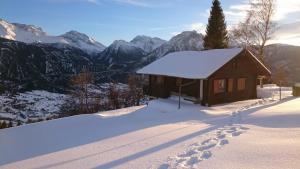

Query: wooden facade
left=147, top=50, right=270, bottom=106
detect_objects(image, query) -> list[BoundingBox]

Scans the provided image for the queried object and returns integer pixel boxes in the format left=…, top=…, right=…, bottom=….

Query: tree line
left=62, top=69, right=146, bottom=116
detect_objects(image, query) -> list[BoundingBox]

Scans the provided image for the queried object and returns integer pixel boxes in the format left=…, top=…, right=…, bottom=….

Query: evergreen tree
left=204, top=0, right=229, bottom=49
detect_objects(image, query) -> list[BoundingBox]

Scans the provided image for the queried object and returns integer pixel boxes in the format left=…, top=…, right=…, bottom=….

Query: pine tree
left=204, top=0, right=229, bottom=49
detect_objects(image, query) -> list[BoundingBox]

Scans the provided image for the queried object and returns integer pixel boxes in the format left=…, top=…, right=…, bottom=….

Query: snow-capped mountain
left=97, top=40, right=146, bottom=71
left=0, top=19, right=105, bottom=54
left=144, top=31, right=204, bottom=63
left=130, top=35, right=166, bottom=53
left=60, top=31, right=106, bottom=54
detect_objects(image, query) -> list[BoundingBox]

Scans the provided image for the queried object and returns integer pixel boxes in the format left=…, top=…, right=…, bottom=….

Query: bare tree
left=71, top=69, right=93, bottom=114
left=273, top=66, right=287, bottom=86
left=108, top=83, right=120, bottom=109
left=231, top=14, right=255, bottom=48
left=232, top=0, right=277, bottom=63
left=127, top=74, right=144, bottom=106
left=272, top=66, right=287, bottom=100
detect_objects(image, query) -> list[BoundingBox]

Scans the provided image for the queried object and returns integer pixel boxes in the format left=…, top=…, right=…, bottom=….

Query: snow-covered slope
left=0, top=19, right=105, bottom=54
left=60, top=31, right=105, bottom=54
left=0, top=90, right=68, bottom=123
left=265, top=44, right=300, bottom=84
left=0, top=86, right=297, bottom=169
left=0, top=19, right=66, bottom=44
left=130, top=35, right=166, bottom=53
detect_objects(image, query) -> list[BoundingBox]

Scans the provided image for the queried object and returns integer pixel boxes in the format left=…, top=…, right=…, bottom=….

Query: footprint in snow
left=179, top=149, right=198, bottom=157
left=160, top=122, right=249, bottom=168
left=216, top=133, right=226, bottom=139
left=186, top=156, right=201, bottom=165
left=218, top=139, right=229, bottom=146
left=201, top=150, right=212, bottom=159
left=232, top=131, right=243, bottom=137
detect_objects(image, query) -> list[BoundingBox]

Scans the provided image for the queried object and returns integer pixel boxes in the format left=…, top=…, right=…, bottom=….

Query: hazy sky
left=1, top=0, right=300, bottom=46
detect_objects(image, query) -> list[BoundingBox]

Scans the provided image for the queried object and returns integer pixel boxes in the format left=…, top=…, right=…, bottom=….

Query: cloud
left=188, top=23, right=206, bottom=34
left=112, top=0, right=149, bottom=7
left=271, top=21, right=300, bottom=45
left=223, top=2, right=249, bottom=24
left=45, top=0, right=101, bottom=5
left=274, top=0, right=300, bottom=21
left=223, top=0, right=300, bottom=23
left=107, top=0, right=173, bottom=8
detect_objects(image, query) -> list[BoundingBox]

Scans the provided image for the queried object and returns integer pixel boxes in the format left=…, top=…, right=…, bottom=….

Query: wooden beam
left=199, top=79, right=203, bottom=101
left=178, top=79, right=182, bottom=109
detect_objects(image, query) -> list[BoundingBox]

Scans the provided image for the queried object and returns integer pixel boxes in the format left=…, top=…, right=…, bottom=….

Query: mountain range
left=0, top=19, right=299, bottom=91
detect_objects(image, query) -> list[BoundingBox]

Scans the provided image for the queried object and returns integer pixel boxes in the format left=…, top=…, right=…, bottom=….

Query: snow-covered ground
left=0, top=83, right=131, bottom=125
left=0, top=90, right=68, bottom=123
left=0, top=85, right=299, bottom=169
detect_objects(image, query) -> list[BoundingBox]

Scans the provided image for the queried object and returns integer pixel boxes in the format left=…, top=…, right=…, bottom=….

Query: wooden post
left=178, top=85, right=182, bottom=109
left=177, top=78, right=182, bottom=109
left=279, top=81, right=282, bottom=100
left=199, top=79, right=203, bottom=103
left=259, top=78, right=264, bottom=88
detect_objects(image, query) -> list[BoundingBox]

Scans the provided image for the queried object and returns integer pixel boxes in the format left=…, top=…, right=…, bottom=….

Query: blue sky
left=1, top=0, right=300, bottom=46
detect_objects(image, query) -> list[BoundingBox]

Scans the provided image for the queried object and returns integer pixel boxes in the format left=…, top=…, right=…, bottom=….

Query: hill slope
left=265, top=44, right=300, bottom=84
left=0, top=87, right=298, bottom=169
left=0, top=38, right=94, bottom=91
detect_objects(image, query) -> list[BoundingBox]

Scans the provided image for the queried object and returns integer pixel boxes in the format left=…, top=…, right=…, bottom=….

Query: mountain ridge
left=0, top=19, right=106, bottom=55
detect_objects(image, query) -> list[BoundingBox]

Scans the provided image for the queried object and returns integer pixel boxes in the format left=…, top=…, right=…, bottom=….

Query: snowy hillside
left=0, top=91, right=68, bottom=124
left=265, top=44, right=300, bottom=84
left=130, top=35, right=166, bottom=53
left=0, top=19, right=105, bottom=54
left=0, top=86, right=298, bottom=169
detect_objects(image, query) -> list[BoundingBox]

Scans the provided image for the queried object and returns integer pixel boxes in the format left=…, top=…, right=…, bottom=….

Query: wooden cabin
left=137, top=48, right=271, bottom=106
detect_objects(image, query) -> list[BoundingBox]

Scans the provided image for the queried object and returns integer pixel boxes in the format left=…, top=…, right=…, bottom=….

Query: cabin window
left=214, top=79, right=226, bottom=94
left=228, top=78, right=234, bottom=92
left=237, top=78, right=246, bottom=91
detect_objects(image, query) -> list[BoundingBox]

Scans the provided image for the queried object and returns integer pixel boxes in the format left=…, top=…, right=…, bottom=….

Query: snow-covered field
left=0, top=85, right=299, bottom=169
left=0, top=90, right=68, bottom=123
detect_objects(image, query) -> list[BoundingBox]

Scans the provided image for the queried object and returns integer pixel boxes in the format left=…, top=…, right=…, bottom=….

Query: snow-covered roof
left=137, top=48, right=244, bottom=79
